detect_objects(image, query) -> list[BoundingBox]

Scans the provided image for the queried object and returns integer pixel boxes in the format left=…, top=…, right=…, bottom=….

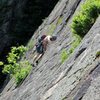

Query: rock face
left=0, top=0, right=100, bottom=100
left=0, top=0, right=58, bottom=58
left=0, top=0, right=58, bottom=89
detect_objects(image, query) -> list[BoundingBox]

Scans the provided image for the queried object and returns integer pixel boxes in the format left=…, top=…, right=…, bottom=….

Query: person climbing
left=42, top=35, right=57, bottom=51
left=33, top=35, right=57, bottom=65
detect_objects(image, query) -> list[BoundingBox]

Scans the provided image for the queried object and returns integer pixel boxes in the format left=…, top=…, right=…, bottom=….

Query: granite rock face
left=0, top=0, right=100, bottom=100
left=0, top=0, right=58, bottom=88
left=0, top=0, right=58, bottom=58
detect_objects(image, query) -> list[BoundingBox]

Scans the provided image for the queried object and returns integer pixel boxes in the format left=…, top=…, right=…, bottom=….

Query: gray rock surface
left=0, top=0, right=100, bottom=100
left=0, top=0, right=58, bottom=56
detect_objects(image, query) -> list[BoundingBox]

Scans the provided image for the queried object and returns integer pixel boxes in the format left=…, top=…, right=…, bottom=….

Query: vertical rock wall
left=0, top=0, right=100, bottom=100
left=0, top=0, right=59, bottom=92
left=0, top=0, right=59, bottom=58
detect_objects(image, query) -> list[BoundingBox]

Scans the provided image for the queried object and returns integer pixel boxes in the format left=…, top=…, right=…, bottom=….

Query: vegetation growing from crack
left=96, top=51, right=100, bottom=58
left=71, top=0, right=100, bottom=37
left=61, top=0, right=100, bottom=64
left=61, top=34, right=81, bottom=63
left=14, top=60, right=32, bottom=85
left=48, top=17, right=63, bottom=35
left=61, top=49, right=69, bottom=63
left=57, top=17, right=63, bottom=25
left=2, top=46, right=32, bottom=85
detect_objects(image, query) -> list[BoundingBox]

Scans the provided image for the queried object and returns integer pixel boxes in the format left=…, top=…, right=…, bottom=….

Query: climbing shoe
left=36, top=60, right=38, bottom=65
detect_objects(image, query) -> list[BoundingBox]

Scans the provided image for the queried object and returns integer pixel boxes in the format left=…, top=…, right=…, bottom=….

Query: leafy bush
left=71, top=0, right=100, bottom=37
left=3, top=45, right=27, bottom=75
left=2, top=45, right=32, bottom=85
left=0, top=61, right=3, bottom=66
left=14, top=61, right=32, bottom=85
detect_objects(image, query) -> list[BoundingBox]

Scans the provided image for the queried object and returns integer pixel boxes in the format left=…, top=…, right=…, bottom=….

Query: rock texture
left=0, top=0, right=58, bottom=58
left=0, top=0, right=100, bottom=100
left=0, top=0, right=58, bottom=89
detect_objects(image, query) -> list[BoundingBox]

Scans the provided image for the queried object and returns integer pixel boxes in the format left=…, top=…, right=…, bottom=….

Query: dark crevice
left=89, top=63, right=100, bottom=75
left=75, top=47, right=86, bottom=59
left=79, top=96, right=83, bottom=100
left=65, top=0, right=81, bottom=23
left=56, top=0, right=82, bottom=35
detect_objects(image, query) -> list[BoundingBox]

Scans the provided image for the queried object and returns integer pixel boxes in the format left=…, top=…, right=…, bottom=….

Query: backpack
left=35, top=35, right=46, bottom=54
left=36, top=42, right=43, bottom=54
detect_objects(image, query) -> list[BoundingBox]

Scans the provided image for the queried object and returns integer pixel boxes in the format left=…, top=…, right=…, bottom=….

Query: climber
left=33, top=35, right=57, bottom=65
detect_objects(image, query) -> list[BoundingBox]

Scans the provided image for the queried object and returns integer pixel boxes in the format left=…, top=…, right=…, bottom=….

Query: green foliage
left=61, top=34, right=81, bottom=63
left=70, top=34, right=81, bottom=51
left=96, top=51, right=100, bottom=58
left=2, top=45, right=31, bottom=85
left=3, top=45, right=27, bottom=75
left=71, top=0, right=100, bottom=37
left=68, top=34, right=81, bottom=57
left=57, top=17, right=63, bottom=25
left=0, top=61, right=3, bottom=66
left=14, top=61, right=32, bottom=85
left=61, top=49, right=69, bottom=63
left=7, top=45, right=27, bottom=64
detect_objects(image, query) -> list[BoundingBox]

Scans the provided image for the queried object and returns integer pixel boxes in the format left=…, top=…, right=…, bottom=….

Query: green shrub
left=82, top=0, right=100, bottom=19
left=71, top=0, right=100, bottom=37
left=14, top=61, right=32, bottom=85
left=96, top=51, right=100, bottom=58
left=6, top=45, right=27, bottom=64
left=0, top=61, right=3, bottom=66
left=3, top=45, right=27, bottom=75
left=2, top=45, right=31, bottom=86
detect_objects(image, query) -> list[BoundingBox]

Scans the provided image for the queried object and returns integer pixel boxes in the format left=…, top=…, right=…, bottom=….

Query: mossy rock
left=96, top=51, right=100, bottom=58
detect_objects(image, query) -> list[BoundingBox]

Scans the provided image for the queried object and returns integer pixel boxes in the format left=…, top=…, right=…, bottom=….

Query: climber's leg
left=33, top=53, right=40, bottom=62
left=35, top=54, right=44, bottom=65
